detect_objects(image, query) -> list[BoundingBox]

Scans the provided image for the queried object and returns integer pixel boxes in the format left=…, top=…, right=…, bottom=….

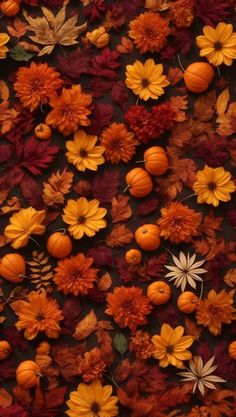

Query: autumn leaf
left=0, top=101, right=18, bottom=135
left=106, top=224, right=134, bottom=247
left=7, top=17, right=29, bottom=39
left=216, top=88, right=230, bottom=119
left=0, top=80, right=9, bottom=101
left=27, top=251, right=54, bottom=291
left=201, top=209, right=223, bottom=237
left=194, top=91, right=216, bottom=122
left=224, top=268, right=236, bottom=288
left=167, top=67, right=183, bottom=85
left=92, top=170, right=120, bottom=203
left=43, top=168, right=74, bottom=206
left=184, top=318, right=202, bottom=341
left=111, top=195, right=132, bottom=223
left=0, top=197, right=21, bottom=216
left=12, top=385, right=32, bottom=407
left=0, top=387, right=12, bottom=408
left=170, top=95, right=188, bottom=122
left=97, top=272, right=112, bottom=291
left=22, top=137, right=59, bottom=176
left=117, top=37, right=133, bottom=54
left=145, top=0, right=171, bottom=11
left=52, top=344, right=86, bottom=382
left=73, top=310, right=98, bottom=341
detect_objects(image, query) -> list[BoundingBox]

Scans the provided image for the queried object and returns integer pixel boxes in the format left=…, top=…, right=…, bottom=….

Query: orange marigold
left=54, top=253, right=98, bottom=296
left=170, top=0, right=194, bottom=28
left=13, top=62, right=63, bottom=112
left=100, top=122, right=138, bottom=164
left=46, top=85, right=92, bottom=136
left=11, top=290, right=63, bottom=340
left=129, top=11, right=170, bottom=53
left=196, top=289, right=236, bottom=336
left=77, top=348, right=107, bottom=383
left=105, top=286, right=152, bottom=332
left=157, top=202, right=202, bottom=244
left=129, top=330, right=154, bottom=359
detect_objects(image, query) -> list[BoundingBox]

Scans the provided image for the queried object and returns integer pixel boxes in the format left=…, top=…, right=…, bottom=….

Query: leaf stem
left=179, top=193, right=196, bottom=203
left=29, top=236, right=41, bottom=249
left=177, top=54, right=186, bottom=72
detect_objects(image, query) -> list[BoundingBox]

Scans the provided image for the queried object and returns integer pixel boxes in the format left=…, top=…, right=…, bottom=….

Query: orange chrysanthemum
left=11, top=290, right=63, bottom=340
left=196, top=289, right=236, bottom=336
left=129, top=12, right=170, bottom=53
left=46, top=85, right=92, bottom=136
left=129, top=330, right=154, bottom=359
left=105, top=286, right=152, bottom=332
left=157, top=202, right=202, bottom=244
left=100, top=123, right=138, bottom=164
left=13, top=62, right=63, bottom=112
left=78, top=348, right=108, bottom=383
left=54, top=253, right=98, bottom=296
left=170, top=0, right=194, bottom=28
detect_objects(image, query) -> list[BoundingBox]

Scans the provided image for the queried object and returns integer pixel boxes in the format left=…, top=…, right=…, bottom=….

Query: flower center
left=36, top=313, right=45, bottom=321
left=208, top=181, right=216, bottom=191
left=122, top=299, right=134, bottom=314
left=166, top=345, right=174, bottom=354
left=214, top=42, right=222, bottom=51
left=33, top=79, right=44, bottom=91
left=110, top=137, right=121, bottom=150
left=145, top=26, right=156, bottom=39
left=170, top=216, right=183, bottom=230
left=63, top=105, right=74, bottom=119
left=78, top=215, right=86, bottom=224
left=79, top=148, right=88, bottom=158
left=141, top=78, right=149, bottom=88
left=91, top=402, right=100, bottom=414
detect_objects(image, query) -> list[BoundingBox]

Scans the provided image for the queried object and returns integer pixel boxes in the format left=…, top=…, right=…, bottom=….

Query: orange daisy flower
left=157, top=202, right=202, bottom=244
left=46, top=85, right=92, bottom=136
left=13, top=62, right=63, bottom=112
left=78, top=348, right=108, bottom=383
left=100, top=122, right=138, bottom=164
left=129, top=330, right=154, bottom=359
left=105, top=286, right=152, bottom=332
left=54, top=253, right=98, bottom=296
left=11, top=290, right=63, bottom=340
left=196, top=289, right=236, bottom=336
left=129, top=12, right=170, bottom=54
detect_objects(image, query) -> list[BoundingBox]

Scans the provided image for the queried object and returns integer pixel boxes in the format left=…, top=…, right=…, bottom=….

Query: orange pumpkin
left=125, top=168, right=153, bottom=198
left=135, top=224, right=160, bottom=251
left=147, top=281, right=171, bottom=305
left=1, top=0, right=20, bottom=16
left=0, top=253, right=25, bottom=283
left=228, top=341, right=236, bottom=360
left=144, top=146, right=168, bottom=176
left=125, top=249, right=142, bottom=266
left=47, top=232, right=72, bottom=259
left=177, top=291, right=198, bottom=313
left=183, top=62, right=214, bottom=93
left=16, top=360, right=41, bottom=389
left=0, top=341, right=11, bottom=360
left=36, top=341, right=51, bottom=355
left=34, top=123, right=52, bottom=140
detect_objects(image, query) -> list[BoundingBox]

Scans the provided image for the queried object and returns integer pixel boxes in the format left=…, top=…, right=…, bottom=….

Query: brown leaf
left=97, top=272, right=112, bottom=291
left=18, top=41, right=41, bottom=53
left=224, top=268, right=236, bottom=288
left=0, top=196, right=21, bottom=216
left=106, top=224, right=134, bottom=247
left=0, top=101, right=18, bottom=135
left=111, top=195, right=132, bottom=223
left=201, top=209, right=223, bottom=238
left=167, top=67, right=183, bottom=86
left=43, top=168, right=74, bottom=206
left=194, top=91, right=216, bottom=122
left=216, top=88, right=230, bottom=119
left=170, top=95, right=188, bottom=122
left=117, top=37, right=133, bottom=54
left=12, top=385, right=32, bottom=407
left=0, top=387, right=12, bottom=408
left=184, top=318, right=201, bottom=341
left=52, top=344, right=86, bottom=382
left=73, top=310, right=98, bottom=341
left=145, top=0, right=171, bottom=11
left=0, top=80, right=9, bottom=101
left=7, top=17, right=29, bottom=39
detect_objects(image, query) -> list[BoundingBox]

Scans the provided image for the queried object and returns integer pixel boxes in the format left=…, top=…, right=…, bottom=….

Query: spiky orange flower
left=54, top=253, right=98, bottom=296
left=170, top=0, right=194, bottom=28
left=78, top=348, right=108, bottom=383
left=100, top=122, right=138, bottom=164
left=129, top=330, right=154, bottom=359
left=196, top=289, right=236, bottom=336
left=157, top=202, right=202, bottom=244
left=129, top=11, right=170, bottom=53
left=105, top=286, right=152, bottom=332
left=46, top=85, right=92, bottom=136
left=13, top=62, right=63, bottom=112
left=11, top=290, right=63, bottom=340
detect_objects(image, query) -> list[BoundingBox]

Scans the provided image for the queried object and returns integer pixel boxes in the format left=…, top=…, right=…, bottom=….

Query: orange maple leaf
left=106, top=224, right=133, bottom=247
left=111, top=195, right=132, bottom=223
left=7, top=17, right=29, bottom=39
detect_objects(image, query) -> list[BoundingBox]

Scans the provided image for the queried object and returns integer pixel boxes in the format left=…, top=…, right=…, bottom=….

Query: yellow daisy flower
left=66, top=130, right=105, bottom=171
left=0, top=33, right=10, bottom=59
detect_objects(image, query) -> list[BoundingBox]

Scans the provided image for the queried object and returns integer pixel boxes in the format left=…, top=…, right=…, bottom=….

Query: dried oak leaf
left=12, top=385, right=32, bottom=407
left=106, top=224, right=134, bottom=247
left=195, top=0, right=233, bottom=26
left=23, top=6, right=87, bottom=56
left=0, top=388, right=12, bottom=408
left=0, top=101, right=18, bottom=135
left=201, top=209, right=223, bottom=237
left=0, top=197, right=21, bottom=216
left=111, top=195, right=132, bottom=223
left=52, top=344, right=86, bottom=382
left=92, top=170, right=120, bottom=203
left=43, top=168, right=73, bottom=206
left=224, top=268, right=236, bottom=288
left=87, top=245, right=115, bottom=267
left=194, top=91, right=216, bottom=122
left=202, top=389, right=236, bottom=417
left=73, top=310, right=98, bottom=340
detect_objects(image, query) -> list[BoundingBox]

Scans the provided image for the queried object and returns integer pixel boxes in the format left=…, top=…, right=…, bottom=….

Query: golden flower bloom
left=0, top=33, right=10, bottom=59
left=4, top=207, right=46, bottom=249
left=11, top=290, right=63, bottom=340
left=54, top=253, right=98, bottom=296
left=78, top=348, right=107, bottom=383
left=129, top=330, right=154, bottom=359
left=62, top=197, right=107, bottom=239
left=157, top=202, right=202, bottom=244
left=46, top=85, right=92, bottom=136
left=196, top=22, right=236, bottom=66
left=105, top=286, right=152, bottom=332
left=152, top=323, right=194, bottom=368
left=196, top=289, right=236, bottom=336
left=66, top=129, right=105, bottom=171
left=86, top=27, right=110, bottom=48
left=13, top=62, right=63, bottom=111
left=129, top=11, right=170, bottom=53
left=193, top=165, right=236, bottom=207
left=66, top=379, right=119, bottom=417
left=100, top=122, right=137, bottom=164
left=125, top=59, right=169, bottom=101
left=170, top=0, right=194, bottom=28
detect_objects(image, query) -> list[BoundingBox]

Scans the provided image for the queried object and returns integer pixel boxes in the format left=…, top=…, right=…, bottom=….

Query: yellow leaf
left=73, top=310, right=98, bottom=341
left=216, top=88, right=230, bottom=120
left=97, top=272, right=112, bottom=291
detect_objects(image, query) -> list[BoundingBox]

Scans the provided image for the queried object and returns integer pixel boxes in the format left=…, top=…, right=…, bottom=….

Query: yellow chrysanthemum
left=62, top=197, right=107, bottom=240
left=0, top=33, right=10, bottom=59
left=125, top=59, right=169, bottom=101
left=66, top=130, right=105, bottom=171
left=66, top=379, right=119, bottom=417
left=193, top=165, right=236, bottom=207
left=152, top=323, right=194, bottom=368
left=196, top=22, right=236, bottom=66
left=4, top=207, right=46, bottom=249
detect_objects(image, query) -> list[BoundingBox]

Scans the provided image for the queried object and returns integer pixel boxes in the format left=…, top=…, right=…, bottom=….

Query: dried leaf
left=7, top=17, right=29, bottom=39
left=27, top=251, right=53, bottom=291
left=170, top=95, right=188, bottom=122
left=224, top=268, right=236, bottom=288
left=111, top=195, right=132, bottom=223
left=145, top=0, right=171, bottom=11
left=0, top=80, right=9, bottom=101
left=201, top=209, right=223, bottom=237
left=117, top=37, right=133, bottom=54
left=216, top=88, right=230, bottom=119
left=43, top=168, right=74, bottom=206
left=113, top=332, right=128, bottom=356
left=184, top=318, right=202, bottom=341
left=0, top=387, right=12, bottom=408
left=0, top=197, right=21, bottom=216
left=73, top=310, right=98, bottom=341
left=106, top=224, right=133, bottom=247
left=167, top=67, right=183, bottom=86
left=10, top=45, right=35, bottom=62
left=92, top=170, right=120, bottom=203
left=97, top=272, right=112, bottom=291
left=194, top=91, right=216, bottom=122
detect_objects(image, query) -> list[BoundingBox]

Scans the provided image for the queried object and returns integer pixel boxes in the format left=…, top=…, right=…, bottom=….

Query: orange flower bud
left=86, top=27, right=110, bottom=48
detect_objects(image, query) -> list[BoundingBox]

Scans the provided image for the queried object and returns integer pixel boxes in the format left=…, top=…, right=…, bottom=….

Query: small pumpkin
left=0, top=341, right=11, bottom=360
left=47, top=232, right=72, bottom=259
left=228, top=341, right=236, bottom=360
left=1, top=0, right=20, bottom=16
left=177, top=291, right=198, bottom=313
left=16, top=360, right=41, bottom=389
left=144, top=146, right=168, bottom=176
left=125, top=249, right=142, bottom=266
left=183, top=62, right=214, bottom=93
left=34, top=123, right=52, bottom=140
left=125, top=168, right=153, bottom=198
left=147, top=281, right=171, bottom=305
left=36, top=341, right=51, bottom=355
left=0, top=253, right=25, bottom=283
left=135, top=224, right=161, bottom=251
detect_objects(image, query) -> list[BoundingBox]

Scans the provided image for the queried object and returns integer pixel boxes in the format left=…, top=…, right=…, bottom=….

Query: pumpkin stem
left=179, top=193, right=196, bottom=203
left=177, top=54, right=185, bottom=72
left=36, top=371, right=43, bottom=378
left=40, top=103, right=45, bottom=114
left=135, top=160, right=145, bottom=163
left=123, top=184, right=130, bottom=192
left=29, top=236, right=41, bottom=249
left=53, top=228, right=66, bottom=235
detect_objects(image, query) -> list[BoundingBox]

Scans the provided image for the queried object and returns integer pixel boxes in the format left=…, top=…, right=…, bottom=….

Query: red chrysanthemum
left=124, top=105, right=151, bottom=143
